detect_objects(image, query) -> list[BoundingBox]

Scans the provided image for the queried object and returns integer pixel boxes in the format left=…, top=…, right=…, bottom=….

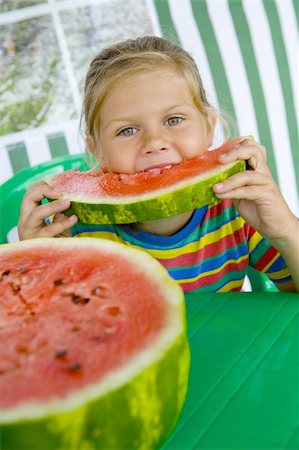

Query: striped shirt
left=71, top=199, right=291, bottom=293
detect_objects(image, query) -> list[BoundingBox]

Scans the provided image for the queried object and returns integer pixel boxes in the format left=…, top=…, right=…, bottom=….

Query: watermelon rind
left=57, top=159, right=245, bottom=224
left=0, top=238, right=190, bottom=450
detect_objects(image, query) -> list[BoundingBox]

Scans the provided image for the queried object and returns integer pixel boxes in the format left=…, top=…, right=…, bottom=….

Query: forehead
left=103, top=69, right=193, bottom=107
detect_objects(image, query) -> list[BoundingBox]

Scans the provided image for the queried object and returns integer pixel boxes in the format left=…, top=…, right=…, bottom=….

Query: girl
left=18, top=36, right=299, bottom=293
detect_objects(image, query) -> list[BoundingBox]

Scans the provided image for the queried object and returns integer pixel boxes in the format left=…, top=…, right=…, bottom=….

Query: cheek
left=95, top=150, right=106, bottom=168
left=179, top=132, right=208, bottom=158
left=102, top=150, right=134, bottom=173
left=96, top=139, right=114, bottom=167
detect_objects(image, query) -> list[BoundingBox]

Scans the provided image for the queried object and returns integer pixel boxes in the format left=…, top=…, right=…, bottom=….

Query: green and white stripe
left=151, top=0, right=298, bottom=215
left=0, top=120, right=84, bottom=183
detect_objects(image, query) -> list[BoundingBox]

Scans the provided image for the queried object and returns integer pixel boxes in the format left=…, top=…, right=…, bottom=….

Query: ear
left=205, top=108, right=217, bottom=147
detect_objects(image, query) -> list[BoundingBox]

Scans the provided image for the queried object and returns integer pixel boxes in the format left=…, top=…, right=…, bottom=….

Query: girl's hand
left=212, top=138, right=297, bottom=243
left=18, top=181, right=78, bottom=240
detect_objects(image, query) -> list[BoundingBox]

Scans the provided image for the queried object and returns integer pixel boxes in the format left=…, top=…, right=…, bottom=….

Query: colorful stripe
left=71, top=200, right=290, bottom=293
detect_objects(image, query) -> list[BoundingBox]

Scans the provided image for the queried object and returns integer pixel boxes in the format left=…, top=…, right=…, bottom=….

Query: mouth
left=142, top=163, right=180, bottom=175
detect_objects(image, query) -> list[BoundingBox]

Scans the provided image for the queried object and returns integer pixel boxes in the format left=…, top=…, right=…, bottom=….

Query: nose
left=142, top=128, right=170, bottom=154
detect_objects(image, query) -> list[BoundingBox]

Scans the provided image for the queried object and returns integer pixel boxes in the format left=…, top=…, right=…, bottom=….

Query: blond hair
left=81, top=36, right=218, bottom=142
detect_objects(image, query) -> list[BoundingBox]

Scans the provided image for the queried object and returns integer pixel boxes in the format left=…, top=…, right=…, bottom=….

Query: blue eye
left=167, top=117, right=183, bottom=126
left=119, top=127, right=136, bottom=137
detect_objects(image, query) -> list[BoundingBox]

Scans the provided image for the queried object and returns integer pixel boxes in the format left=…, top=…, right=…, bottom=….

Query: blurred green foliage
left=0, top=14, right=75, bottom=135
left=0, top=0, right=151, bottom=136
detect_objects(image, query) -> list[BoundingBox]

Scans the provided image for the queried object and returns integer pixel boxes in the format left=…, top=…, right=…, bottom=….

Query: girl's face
left=92, top=69, right=215, bottom=174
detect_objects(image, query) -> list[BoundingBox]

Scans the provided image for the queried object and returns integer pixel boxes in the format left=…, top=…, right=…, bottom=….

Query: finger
left=37, top=214, right=78, bottom=238
left=218, top=141, right=263, bottom=162
left=214, top=185, right=269, bottom=201
left=218, top=141, right=267, bottom=171
left=20, top=182, right=62, bottom=216
left=25, top=181, right=61, bottom=200
left=25, top=199, right=72, bottom=229
left=53, top=213, right=76, bottom=236
left=57, top=229, right=73, bottom=237
left=213, top=172, right=278, bottom=201
left=53, top=212, right=67, bottom=223
left=213, top=170, right=270, bottom=194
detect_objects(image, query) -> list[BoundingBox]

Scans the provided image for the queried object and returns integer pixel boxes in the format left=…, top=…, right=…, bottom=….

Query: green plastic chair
left=0, top=154, right=87, bottom=245
left=0, top=154, right=277, bottom=291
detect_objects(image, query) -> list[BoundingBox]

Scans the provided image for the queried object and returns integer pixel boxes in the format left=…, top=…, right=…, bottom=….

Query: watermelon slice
left=47, top=138, right=247, bottom=224
left=0, top=238, right=190, bottom=450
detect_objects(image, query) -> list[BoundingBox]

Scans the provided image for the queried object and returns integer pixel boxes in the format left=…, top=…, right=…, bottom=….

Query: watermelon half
left=0, top=238, right=190, bottom=450
left=46, top=138, right=247, bottom=224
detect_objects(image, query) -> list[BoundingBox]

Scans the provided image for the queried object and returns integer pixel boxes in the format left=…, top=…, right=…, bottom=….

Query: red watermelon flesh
left=0, top=241, right=167, bottom=410
left=49, top=138, right=244, bottom=198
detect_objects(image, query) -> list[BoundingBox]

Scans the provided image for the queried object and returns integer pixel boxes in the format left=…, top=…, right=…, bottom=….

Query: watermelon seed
left=1, top=269, right=10, bottom=280
left=68, top=362, right=82, bottom=372
left=71, top=324, right=80, bottom=332
left=16, top=344, right=28, bottom=354
left=37, top=338, right=47, bottom=349
left=71, top=294, right=90, bottom=305
left=106, top=306, right=121, bottom=316
left=10, top=282, right=21, bottom=294
left=54, top=278, right=64, bottom=286
left=55, top=349, right=67, bottom=358
left=91, top=286, right=108, bottom=297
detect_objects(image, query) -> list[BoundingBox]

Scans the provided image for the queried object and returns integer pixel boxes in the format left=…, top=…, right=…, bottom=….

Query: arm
left=266, top=221, right=299, bottom=292
left=18, top=181, right=78, bottom=240
left=213, top=138, right=299, bottom=292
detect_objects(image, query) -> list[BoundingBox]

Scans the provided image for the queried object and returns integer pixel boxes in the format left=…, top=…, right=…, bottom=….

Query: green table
left=162, top=292, right=299, bottom=449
